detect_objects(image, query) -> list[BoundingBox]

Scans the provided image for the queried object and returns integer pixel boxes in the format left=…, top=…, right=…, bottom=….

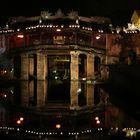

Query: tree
left=0, top=52, right=13, bottom=68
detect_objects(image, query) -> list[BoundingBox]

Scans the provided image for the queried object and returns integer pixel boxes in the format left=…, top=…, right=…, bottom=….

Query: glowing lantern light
left=16, top=120, right=21, bottom=124
left=16, top=117, right=24, bottom=125
left=56, top=124, right=61, bottom=129
left=17, top=34, right=24, bottom=38
left=56, top=28, right=61, bottom=32
left=96, top=35, right=100, bottom=39
left=96, top=120, right=100, bottom=124
left=95, top=116, right=100, bottom=125
left=20, top=117, right=24, bottom=121
left=95, top=117, right=99, bottom=121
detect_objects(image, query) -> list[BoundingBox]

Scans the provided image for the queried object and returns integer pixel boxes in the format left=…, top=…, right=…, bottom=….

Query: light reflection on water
left=0, top=79, right=140, bottom=131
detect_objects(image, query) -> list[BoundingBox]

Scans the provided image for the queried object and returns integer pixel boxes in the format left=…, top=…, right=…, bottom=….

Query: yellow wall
left=131, top=10, right=140, bottom=29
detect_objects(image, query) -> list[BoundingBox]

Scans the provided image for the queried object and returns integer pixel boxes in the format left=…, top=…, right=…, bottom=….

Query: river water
left=0, top=79, right=140, bottom=139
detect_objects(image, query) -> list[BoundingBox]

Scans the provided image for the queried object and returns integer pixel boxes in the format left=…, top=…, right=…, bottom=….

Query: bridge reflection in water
left=0, top=79, right=140, bottom=133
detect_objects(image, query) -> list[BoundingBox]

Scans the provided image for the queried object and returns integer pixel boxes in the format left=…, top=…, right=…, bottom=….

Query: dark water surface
left=0, top=79, right=140, bottom=139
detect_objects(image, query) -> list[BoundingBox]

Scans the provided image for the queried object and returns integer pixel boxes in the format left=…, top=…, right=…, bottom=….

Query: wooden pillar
left=45, top=55, right=48, bottom=78
left=21, top=54, right=29, bottom=80
left=45, top=80, right=48, bottom=104
left=70, top=51, right=79, bottom=80
left=37, top=53, right=46, bottom=80
left=70, top=51, right=79, bottom=109
left=70, top=81, right=79, bottom=109
left=87, top=53, right=95, bottom=80
left=29, top=55, right=34, bottom=77
left=36, top=81, right=46, bottom=107
left=20, top=81, right=29, bottom=107
left=29, top=80, right=34, bottom=106
left=87, top=83, right=94, bottom=106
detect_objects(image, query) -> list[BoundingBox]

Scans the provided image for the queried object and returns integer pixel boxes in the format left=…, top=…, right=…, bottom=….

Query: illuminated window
left=53, top=36, right=64, bottom=44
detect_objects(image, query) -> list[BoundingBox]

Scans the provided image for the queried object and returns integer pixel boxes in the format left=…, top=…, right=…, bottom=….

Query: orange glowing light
left=95, top=117, right=99, bottom=121
left=16, top=120, right=21, bottom=124
left=17, top=35, right=24, bottom=38
left=20, top=117, right=24, bottom=121
left=96, top=120, right=100, bottom=124
left=56, top=124, right=61, bottom=129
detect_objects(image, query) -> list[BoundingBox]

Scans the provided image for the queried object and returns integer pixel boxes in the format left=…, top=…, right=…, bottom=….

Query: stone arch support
left=36, top=53, right=46, bottom=80
left=20, top=54, right=29, bottom=80
left=87, top=53, right=95, bottom=80
left=70, top=51, right=79, bottom=80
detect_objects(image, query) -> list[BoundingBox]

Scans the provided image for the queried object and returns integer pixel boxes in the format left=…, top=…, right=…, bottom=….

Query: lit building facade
left=3, top=10, right=113, bottom=109
left=131, top=10, right=140, bottom=30
left=1, top=10, right=140, bottom=129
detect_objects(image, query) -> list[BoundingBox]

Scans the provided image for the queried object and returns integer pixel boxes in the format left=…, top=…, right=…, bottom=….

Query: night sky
left=0, top=0, right=140, bottom=26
